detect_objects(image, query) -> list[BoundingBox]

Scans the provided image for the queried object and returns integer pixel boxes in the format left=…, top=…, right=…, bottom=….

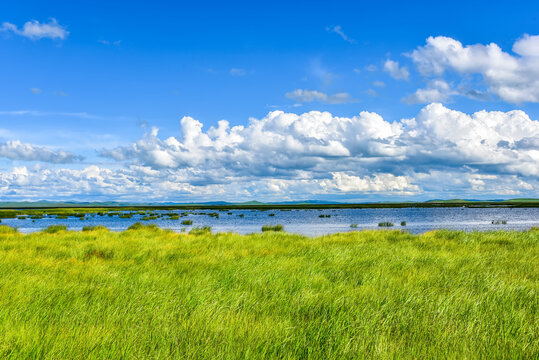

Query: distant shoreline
left=1, top=199, right=538, bottom=210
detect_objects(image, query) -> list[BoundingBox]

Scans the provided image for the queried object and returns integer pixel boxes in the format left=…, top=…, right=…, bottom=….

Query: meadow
left=0, top=224, right=537, bottom=359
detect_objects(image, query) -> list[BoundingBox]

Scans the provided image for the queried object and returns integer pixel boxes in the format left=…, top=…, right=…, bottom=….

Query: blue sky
left=0, top=0, right=538, bottom=202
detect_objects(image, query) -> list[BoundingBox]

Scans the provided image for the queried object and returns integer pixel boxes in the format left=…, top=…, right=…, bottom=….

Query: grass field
left=0, top=225, right=537, bottom=359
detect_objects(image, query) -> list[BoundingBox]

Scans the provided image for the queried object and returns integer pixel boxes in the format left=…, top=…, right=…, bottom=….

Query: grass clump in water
left=401, top=221, right=407, bottom=226
left=262, top=224, right=284, bottom=232
left=43, top=225, right=67, bottom=233
left=127, top=222, right=159, bottom=231
left=181, top=219, right=193, bottom=225
left=82, top=225, right=109, bottom=232
left=189, top=225, right=212, bottom=235
left=378, top=221, right=394, bottom=227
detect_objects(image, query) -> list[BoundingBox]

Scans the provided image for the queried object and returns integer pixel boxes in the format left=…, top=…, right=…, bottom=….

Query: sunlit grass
left=0, top=226, right=537, bottom=359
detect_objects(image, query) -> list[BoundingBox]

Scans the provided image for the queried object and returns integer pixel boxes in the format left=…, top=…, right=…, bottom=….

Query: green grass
left=0, top=226, right=537, bottom=359
left=261, top=224, right=284, bottom=232
left=378, top=221, right=394, bottom=227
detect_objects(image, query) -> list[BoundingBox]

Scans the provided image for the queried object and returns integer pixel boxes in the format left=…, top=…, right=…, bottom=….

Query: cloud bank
left=1, top=103, right=537, bottom=200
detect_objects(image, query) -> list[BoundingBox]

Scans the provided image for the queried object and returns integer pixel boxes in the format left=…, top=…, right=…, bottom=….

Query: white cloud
left=285, top=89, right=355, bottom=104
left=404, top=79, right=452, bottom=104
left=30, top=88, right=42, bottom=94
left=365, top=89, right=377, bottom=97
left=230, top=68, right=247, bottom=76
left=98, top=39, right=121, bottom=46
left=1, top=18, right=68, bottom=40
left=384, top=59, right=409, bottom=80
left=372, top=81, right=385, bottom=88
left=1, top=105, right=537, bottom=201
left=403, top=103, right=539, bottom=176
left=102, top=104, right=539, bottom=182
left=0, top=140, right=83, bottom=163
left=410, top=34, right=539, bottom=103
left=365, top=65, right=377, bottom=72
left=321, top=173, right=418, bottom=194
left=326, top=25, right=356, bottom=44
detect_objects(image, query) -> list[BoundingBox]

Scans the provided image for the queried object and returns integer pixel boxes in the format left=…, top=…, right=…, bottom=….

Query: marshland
left=1, top=204, right=538, bottom=235
left=0, top=224, right=537, bottom=358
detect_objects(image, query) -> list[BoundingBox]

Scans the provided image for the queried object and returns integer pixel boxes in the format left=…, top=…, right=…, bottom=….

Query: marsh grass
left=82, top=225, right=109, bottom=232
left=43, top=224, right=67, bottom=233
left=0, top=227, right=537, bottom=359
left=378, top=221, right=394, bottom=227
left=189, top=225, right=212, bottom=235
left=181, top=219, right=193, bottom=225
left=261, top=224, right=284, bottom=232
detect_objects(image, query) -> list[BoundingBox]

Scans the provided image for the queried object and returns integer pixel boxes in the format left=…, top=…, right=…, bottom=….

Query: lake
left=3, top=207, right=538, bottom=235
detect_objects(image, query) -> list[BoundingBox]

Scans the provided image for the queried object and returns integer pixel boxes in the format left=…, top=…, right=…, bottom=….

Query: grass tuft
left=127, top=222, right=159, bottom=231
left=189, top=225, right=212, bottom=235
left=0, top=225, right=17, bottom=234
left=262, top=224, right=284, bottom=232
left=43, top=224, right=67, bottom=233
left=82, top=225, right=109, bottom=232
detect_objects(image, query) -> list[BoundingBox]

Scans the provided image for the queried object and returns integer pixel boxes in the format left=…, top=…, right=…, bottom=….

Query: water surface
left=4, top=207, right=538, bottom=236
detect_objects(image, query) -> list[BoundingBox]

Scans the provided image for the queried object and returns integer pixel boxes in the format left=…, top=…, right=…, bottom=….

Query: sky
left=0, top=0, right=538, bottom=202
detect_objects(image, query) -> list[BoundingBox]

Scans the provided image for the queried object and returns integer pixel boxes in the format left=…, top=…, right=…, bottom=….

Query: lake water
left=4, top=207, right=538, bottom=236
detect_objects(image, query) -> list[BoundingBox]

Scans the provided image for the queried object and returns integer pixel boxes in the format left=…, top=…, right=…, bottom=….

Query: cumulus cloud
left=1, top=105, right=537, bottom=201
left=410, top=34, right=539, bottom=103
left=0, top=140, right=83, bottom=163
left=404, top=79, right=452, bottom=104
left=403, top=103, right=539, bottom=176
left=285, top=89, right=355, bottom=104
left=0, top=165, right=419, bottom=201
left=321, top=173, right=419, bottom=194
left=384, top=60, right=409, bottom=80
left=1, top=18, right=68, bottom=40
left=326, top=25, right=356, bottom=44
left=102, top=104, right=539, bottom=183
